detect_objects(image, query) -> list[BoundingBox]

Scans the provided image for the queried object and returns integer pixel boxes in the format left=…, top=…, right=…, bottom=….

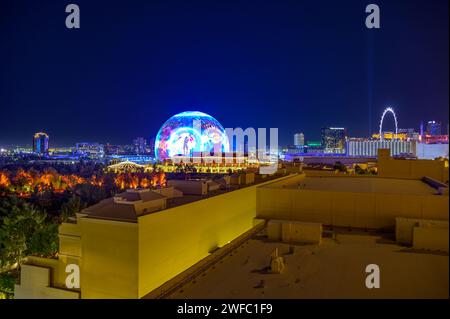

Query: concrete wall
left=137, top=175, right=295, bottom=298
left=257, top=178, right=448, bottom=229
left=378, top=148, right=448, bottom=182
left=152, top=186, right=183, bottom=198
left=268, top=219, right=322, bottom=244
left=133, top=198, right=166, bottom=215
left=396, top=217, right=420, bottom=245
left=167, top=180, right=208, bottom=195
left=267, top=221, right=282, bottom=240
left=15, top=220, right=83, bottom=299
left=416, top=143, right=449, bottom=160
left=230, top=173, right=255, bottom=185
left=397, top=217, right=450, bottom=252
left=18, top=215, right=140, bottom=299
left=58, top=222, right=82, bottom=276
left=14, top=264, right=79, bottom=299
left=413, top=226, right=449, bottom=253
left=281, top=221, right=322, bottom=244
left=137, top=185, right=257, bottom=297
left=79, top=218, right=138, bottom=298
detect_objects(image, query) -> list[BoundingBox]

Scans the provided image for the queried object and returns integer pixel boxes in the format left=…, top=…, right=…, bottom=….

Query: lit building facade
left=372, top=129, right=419, bottom=141
left=420, top=134, right=449, bottom=144
left=104, top=143, right=119, bottom=155
left=346, top=138, right=415, bottom=157
left=155, top=111, right=230, bottom=161
left=427, top=121, right=442, bottom=136
left=294, top=133, right=305, bottom=147
left=133, top=137, right=147, bottom=155
left=147, top=137, right=155, bottom=156
left=321, top=127, right=346, bottom=154
left=33, top=132, right=49, bottom=154
left=416, top=143, right=449, bottom=160
left=75, top=142, right=105, bottom=159
left=398, top=128, right=420, bottom=140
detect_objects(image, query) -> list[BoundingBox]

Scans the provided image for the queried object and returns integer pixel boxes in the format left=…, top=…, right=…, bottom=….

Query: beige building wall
left=167, top=180, right=208, bottom=195
left=396, top=217, right=449, bottom=248
left=133, top=198, right=166, bottom=214
left=79, top=218, right=139, bottom=298
left=137, top=185, right=258, bottom=297
left=137, top=175, right=295, bottom=298
left=413, top=226, right=449, bottom=253
left=268, top=219, right=322, bottom=244
left=378, top=148, right=449, bottom=182
left=257, top=178, right=448, bottom=229
left=281, top=221, right=322, bottom=244
left=14, top=264, right=79, bottom=299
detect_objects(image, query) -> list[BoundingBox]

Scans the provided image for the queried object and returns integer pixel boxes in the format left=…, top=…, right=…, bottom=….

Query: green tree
left=354, top=164, right=364, bottom=174
left=60, top=196, right=85, bottom=222
left=0, top=227, right=27, bottom=270
left=0, top=198, right=58, bottom=270
left=0, top=200, right=45, bottom=268
left=0, top=271, right=17, bottom=299
left=29, top=223, right=59, bottom=256
left=333, top=161, right=347, bottom=173
left=74, top=183, right=107, bottom=205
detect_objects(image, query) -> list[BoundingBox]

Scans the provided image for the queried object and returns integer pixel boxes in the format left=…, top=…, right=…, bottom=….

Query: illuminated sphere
left=155, top=111, right=230, bottom=161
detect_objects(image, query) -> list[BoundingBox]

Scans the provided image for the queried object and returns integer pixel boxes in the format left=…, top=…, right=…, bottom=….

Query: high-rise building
left=75, top=142, right=104, bottom=159
left=133, top=137, right=147, bottom=155
left=397, top=128, right=420, bottom=141
left=398, top=128, right=416, bottom=138
left=104, top=143, right=119, bottom=156
left=147, top=137, right=156, bottom=157
left=294, top=133, right=305, bottom=147
left=347, top=138, right=415, bottom=157
left=416, top=143, right=449, bottom=159
left=426, top=121, right=442, bottom=136
left=33, top=132, right=49, bottom=154
left=321, top=127, right=346, bottom=154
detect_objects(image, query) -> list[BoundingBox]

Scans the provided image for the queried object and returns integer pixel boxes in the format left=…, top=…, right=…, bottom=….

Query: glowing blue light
left=155, top=111, right=230, bottom=161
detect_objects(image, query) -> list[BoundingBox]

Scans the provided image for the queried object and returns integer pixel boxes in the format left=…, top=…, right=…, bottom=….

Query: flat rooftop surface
left=169, top=232, right=448, bottom=299
left=282, top=176, right=437, bottom=195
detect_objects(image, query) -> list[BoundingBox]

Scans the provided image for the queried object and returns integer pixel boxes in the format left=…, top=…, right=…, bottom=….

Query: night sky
left=0, top=0, right=448, bottom=147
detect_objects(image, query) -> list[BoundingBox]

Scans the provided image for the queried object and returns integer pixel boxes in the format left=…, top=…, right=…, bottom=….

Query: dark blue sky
left=0, top=0, right=448, bottom=147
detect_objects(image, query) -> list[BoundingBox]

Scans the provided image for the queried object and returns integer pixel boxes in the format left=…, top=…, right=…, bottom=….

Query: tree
left=0, top=200, right=45, bottom=268
left=333, top=161, right=347, bottom=173
left=29, top=223, right=59, bottom=256
left=0, top=197, right=57, bottom=270
left=0, top=271, right=17, bottom=299
left=0, top=226, right=27, bottom=270
left=60, top=196, right=85, bottom=222
left=74, top=183, right=107, bottom=206
left=354, top=165, right=364, bottom=174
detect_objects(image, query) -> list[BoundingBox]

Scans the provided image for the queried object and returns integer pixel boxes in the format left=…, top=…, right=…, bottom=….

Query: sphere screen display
left=155, top=111, right=230, bottom=161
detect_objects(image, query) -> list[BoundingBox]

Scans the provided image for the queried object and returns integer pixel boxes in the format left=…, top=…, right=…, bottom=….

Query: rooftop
left=83, top=188, right=166, bottom=222
left=82, top=173, right=287, bottom=222
left=167, top=229, right=448, bottom=299
left=277, top=176, right=438, bottom=195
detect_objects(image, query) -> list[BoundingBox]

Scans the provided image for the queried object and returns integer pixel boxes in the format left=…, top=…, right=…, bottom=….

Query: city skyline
left=1, top=112, right=445, bottom=149
left=1, top=0, right=448, bottom=146
left=1, top=0, right=448, bottom=303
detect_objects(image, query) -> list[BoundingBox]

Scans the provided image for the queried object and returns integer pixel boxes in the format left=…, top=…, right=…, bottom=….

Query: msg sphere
left=155, top=111, right=230, bottom=161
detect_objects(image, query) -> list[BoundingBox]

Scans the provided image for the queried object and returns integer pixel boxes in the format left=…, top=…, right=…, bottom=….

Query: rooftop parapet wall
left=14, top=264, right=80, bottom=299
left=79, top=218, right=139, bottom=299
left=137, top=174, right=297, bottom=298
left=377, top=148, right=448, bottom=183
left=256, top=175, right=449, bottom=229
